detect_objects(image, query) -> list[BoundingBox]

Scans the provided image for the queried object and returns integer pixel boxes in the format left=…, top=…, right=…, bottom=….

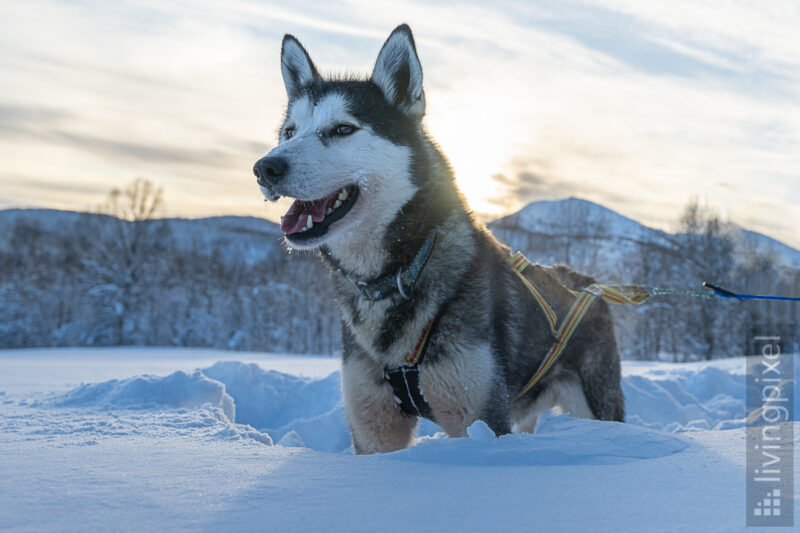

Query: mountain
left=490, top=197, right=800, bottom=277
left=5, top=198, right=798, bottom=272
left=3, top=198, right=799, bottom=271
left=488, top=198, right=679, bottom=282
left=0, top=209, right=285, bottom=265
left=737, top=229, right=800, bottom=270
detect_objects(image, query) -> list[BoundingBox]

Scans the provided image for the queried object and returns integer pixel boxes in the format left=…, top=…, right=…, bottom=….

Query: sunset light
left=0, top=0, right=798, bottom=247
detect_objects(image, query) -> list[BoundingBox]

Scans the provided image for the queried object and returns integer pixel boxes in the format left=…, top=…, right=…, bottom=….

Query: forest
left=2, top=179, right=797, bottom=360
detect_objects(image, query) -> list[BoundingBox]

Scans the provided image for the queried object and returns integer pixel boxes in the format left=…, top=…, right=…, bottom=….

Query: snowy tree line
left=0, top=179, right=339, bottom=354
left=1, top=182, right=797, bottom=360
left=0, top=212, right=339, bottom=354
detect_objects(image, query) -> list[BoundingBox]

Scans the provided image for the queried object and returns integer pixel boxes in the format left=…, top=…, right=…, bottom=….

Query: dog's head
left=254, top=25, right=428, bottom=250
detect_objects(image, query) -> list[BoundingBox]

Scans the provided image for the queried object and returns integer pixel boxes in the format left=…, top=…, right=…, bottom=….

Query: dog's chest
left=330, top=272, right=436, bottom=364
left=338, top=294, right=432, bottom=367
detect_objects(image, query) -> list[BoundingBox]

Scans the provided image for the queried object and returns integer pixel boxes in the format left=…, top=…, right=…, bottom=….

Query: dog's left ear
left=371, top=24, right=425, bottom=118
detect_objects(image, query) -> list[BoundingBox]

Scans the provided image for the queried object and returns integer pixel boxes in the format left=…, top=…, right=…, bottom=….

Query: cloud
left=0, top=0, right=797, bottom=249
left=0, top=103, right=71, bottom=124
left=490, top=171, right=568, bottom=209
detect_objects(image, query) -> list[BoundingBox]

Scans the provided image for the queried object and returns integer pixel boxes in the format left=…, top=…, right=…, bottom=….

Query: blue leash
left=702, top=282, right=800, bottom=302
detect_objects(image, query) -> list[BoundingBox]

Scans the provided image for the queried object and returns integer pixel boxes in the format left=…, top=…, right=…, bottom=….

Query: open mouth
left=281, top=185, right=360, bottom=242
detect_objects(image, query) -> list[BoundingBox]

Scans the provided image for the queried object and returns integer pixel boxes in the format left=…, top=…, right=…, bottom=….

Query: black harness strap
left=384, top=365, right=434, bottom=420
left=383, top=312, right=442, bottom=421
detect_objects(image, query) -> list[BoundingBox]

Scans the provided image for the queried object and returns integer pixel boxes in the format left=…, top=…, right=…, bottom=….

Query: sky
left=1, top=0, right=798, bottom=248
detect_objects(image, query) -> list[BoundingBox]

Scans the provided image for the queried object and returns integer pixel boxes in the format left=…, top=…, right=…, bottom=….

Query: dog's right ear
left=371, top=24, right=425, bottom=118
left=281, top=35, right=320, bottom=99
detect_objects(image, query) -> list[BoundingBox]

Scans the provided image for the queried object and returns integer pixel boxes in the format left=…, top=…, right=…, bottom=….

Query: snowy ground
left=1, top=348, right=797, bottom=532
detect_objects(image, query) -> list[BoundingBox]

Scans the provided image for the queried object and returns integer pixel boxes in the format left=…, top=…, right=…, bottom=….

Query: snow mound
left=201, top=361, right=350, bottom=452
left=623, top=364, right=747, bottom=431
left=43, top=356, right=793, bottom=455
left=201, top=361, right=340, bottom=428
left=49, top=370, right=235, bottom=422
left=389, top=415, right=689, bottom=466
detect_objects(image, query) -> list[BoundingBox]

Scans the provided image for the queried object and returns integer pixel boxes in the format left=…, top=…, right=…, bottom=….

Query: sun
left=426, top=112, right=510, bottom=217
left=425, top=89, right=524, bottom=215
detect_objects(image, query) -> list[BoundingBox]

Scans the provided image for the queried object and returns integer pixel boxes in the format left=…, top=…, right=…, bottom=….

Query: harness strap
left=510, top=252, right=558, bottom=337
left=510, top=253, right=658, bottom=402
left=385, top=365, right=434, bottom=420
left=383, top=314, right=441, bottom=420
left=404, top=319, right=435, bottom=365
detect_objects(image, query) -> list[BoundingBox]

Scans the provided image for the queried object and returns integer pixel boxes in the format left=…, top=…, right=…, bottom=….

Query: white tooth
left=334, top=200, right=342, bottom=208
left=338, top=190, right=348, bottom=201
left=342, top=189, right=349, bottom=199
left=300, top=227, right=307, bottom=232
left=326, top=208, right=333, bottom=215
left=306, top=215, right=313, bottom=228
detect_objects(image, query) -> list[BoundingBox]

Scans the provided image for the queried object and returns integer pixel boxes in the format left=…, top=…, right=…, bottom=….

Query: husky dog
left=254, top=24, right=624, bottom=454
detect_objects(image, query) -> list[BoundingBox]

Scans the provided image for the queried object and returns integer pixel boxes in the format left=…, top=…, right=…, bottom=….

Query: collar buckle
left=354, top=232, right=437, bottom=301
left=396, top=267, right=412, bottom=300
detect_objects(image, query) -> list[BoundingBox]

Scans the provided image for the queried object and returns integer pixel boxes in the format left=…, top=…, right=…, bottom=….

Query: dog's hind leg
left=510, top=384, right=558, bottom=433
left=555, top=377, right=594, bottom=419
left=341, top=353, right=416, bottom=454
left=577, top=345, right=625, bottom=422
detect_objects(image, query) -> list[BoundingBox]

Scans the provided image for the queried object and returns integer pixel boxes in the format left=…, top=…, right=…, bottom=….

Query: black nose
left=253, top=156, right=289, bottom=186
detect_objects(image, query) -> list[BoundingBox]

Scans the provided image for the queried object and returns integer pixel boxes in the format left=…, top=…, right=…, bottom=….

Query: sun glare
left=425, top=111, right=510, bottom=217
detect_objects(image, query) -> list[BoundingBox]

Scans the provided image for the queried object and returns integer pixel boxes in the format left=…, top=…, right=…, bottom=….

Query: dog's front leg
left=341, top=352, right=416, bottom=454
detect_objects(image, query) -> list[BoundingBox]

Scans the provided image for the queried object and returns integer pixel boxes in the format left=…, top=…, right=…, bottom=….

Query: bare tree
left=101, top=178, right=164, bottom=222
left=677, top=199, right=739, bottom=360
left=83, top=178, right=171, bottom=345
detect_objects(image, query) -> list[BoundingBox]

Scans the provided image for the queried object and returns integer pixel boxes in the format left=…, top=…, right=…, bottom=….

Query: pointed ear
left=371, top=24, right=425, bottom=118
left=281, top=34, right=320, bottom=99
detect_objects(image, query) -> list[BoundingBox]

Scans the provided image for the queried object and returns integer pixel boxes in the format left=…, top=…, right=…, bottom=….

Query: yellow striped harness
left=510, top=251, right=652, bottom=402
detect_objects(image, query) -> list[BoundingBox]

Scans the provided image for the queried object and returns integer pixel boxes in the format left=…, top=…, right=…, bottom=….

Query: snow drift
left=48, top=369, right=236, bottom=422
left=41, top=356, right=789, bottom=455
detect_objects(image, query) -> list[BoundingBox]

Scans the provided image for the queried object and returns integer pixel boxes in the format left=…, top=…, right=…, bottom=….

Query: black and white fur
left=254, top=25, right=624, bottom=454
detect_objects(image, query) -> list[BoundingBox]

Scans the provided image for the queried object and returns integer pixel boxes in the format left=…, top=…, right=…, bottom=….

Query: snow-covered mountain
left=738, top=229, right=800, bottom=270
left=492, top=197, right=672, bottom=244
left=3, top=197, right=798, bottom=270
left=490, top=197, right=800, bottom=275
left=0, top=209, right=285, bottom=265
left=488, top=198, right=678, bottom=282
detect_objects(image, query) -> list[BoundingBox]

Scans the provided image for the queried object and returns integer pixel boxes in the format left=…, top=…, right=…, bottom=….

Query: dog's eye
left=333, top=124, right=357, bottom=136
left=284, top=127, right=296, bottom=139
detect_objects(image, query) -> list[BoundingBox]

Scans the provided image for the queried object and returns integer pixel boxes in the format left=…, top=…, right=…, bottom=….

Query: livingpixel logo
left=752, top=488, right=782, bottom=518
left=746, top=329, right=795, bottom=527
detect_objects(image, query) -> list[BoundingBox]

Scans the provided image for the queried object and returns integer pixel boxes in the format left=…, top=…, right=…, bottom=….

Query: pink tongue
left=281, top=190, right=340, bottom=234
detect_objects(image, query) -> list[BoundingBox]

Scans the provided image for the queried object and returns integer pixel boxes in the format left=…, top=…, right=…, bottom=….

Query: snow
left=46, top=370, right=237, bottom=422
left=622, top=359, right=750, bottom=431
left=393, top=416, right=689, bottom=466
left=1, top=347, right=798, bottom=531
